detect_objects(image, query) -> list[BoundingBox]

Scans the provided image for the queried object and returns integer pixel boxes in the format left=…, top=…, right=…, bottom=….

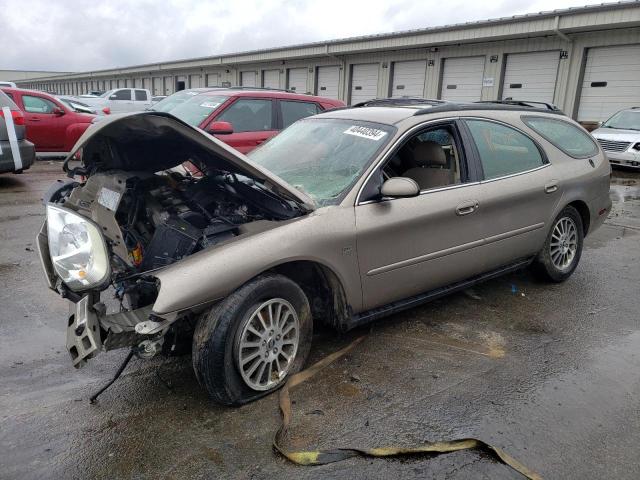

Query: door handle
left=456, top=200, right=479, bottom=216
left=544, top=182, right=558, bottom=194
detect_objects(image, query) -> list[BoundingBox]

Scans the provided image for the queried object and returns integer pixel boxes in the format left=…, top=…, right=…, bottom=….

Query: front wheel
left=192, top=274, right=312, bottom=406
left=532, top=206, right=584, bottom=282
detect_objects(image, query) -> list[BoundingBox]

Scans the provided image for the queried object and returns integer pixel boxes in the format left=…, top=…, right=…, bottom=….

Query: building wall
left=14, top=3, right=640, bottom=123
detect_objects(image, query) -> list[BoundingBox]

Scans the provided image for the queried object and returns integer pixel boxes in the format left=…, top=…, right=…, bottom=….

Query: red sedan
left=153, top=89, right=345, bottom=154
left=0, top=87, right=95, bottom=156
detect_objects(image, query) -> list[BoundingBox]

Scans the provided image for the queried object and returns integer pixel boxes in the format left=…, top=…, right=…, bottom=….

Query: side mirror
left=53, top=107, right=65, bottom=116
left=208, top=121, right=234, bottom=135
left=381, top=177, right=420, bottom=198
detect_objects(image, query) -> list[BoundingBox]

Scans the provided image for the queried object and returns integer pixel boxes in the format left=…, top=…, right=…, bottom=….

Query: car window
left=380, top=124, right=467, bottom=192
left=22, top=95, right=58, bottom=114
left=169, top=94, right=228, bottom=126
left=134, top=89, right=148, bottom=101
left=601, top=110, right=640, bottom=131
left=281, top=101, right=320, bottom=128
left=111, top=89, right=131, bottom=101
left=0, top=90, right=17, bottom=107
left=217, top=99, right=273, bottom=133
left=522, top=116, right=598, bottom=158
left=465, top=120, right=545, bottom=180
left=249, top=118, right=395, bottom=205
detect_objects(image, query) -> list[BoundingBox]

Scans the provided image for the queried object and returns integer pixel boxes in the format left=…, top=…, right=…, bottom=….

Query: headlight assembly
left=46, top=204, right=110, bottom=291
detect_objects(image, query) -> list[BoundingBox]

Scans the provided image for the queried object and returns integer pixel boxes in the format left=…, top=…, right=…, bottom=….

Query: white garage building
left=15, top=1, right=640, bottom=125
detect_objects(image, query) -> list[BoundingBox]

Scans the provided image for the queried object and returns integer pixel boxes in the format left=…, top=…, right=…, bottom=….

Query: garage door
left=350, top=63, right=379, bottom=105
left=189, top=74, right=202, bottom=88
left=440, top=56, right=485, bottom=102
left=577, top=44, right=640, bottom=122
left=206, top=73, right=220, bottom=87
left=502, top=51, right=560, bottom=103
left=152, top=77, right=162, bottom=95
left=316, top=66, right=340, bottom=99
left=391, top=60, right=426, bottom=98
left=163, top=76, right=174, bottom=95
left=240, top=71, right=257, bottom=87
left=263, top=70, right=280, bottom=89
left=287, top=68, right=307, bottom=93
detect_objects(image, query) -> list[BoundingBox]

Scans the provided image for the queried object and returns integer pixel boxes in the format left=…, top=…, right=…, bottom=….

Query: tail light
left=0, top=109, right=25, bottom=126
left=102, top=107, right=111, bottom=115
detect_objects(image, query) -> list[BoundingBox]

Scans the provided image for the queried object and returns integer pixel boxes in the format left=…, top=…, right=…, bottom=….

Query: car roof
left=1, top=86, right=58, bottom=100
left=197, top=88, right=344, bottom=104
left=313, top=99, right=566, bottom=125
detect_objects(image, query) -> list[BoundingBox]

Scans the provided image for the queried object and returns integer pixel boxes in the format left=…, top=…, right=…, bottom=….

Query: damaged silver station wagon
left=38, top=99, right=612, bottom=405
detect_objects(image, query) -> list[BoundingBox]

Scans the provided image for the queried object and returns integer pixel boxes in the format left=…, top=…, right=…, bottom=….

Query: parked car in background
left=151, top=95, right=167, bottom=104
left=161, top=89, right=345, bottom=153
left=0, top=81, right=17, bottom=88
left=1, top=87, right=95, bottom=156
left=80, top=88, right=153, bottom=114
left=0, top=89, right=35, bottom=174
left=149, top=88, right=222, bottom=113
left=591, top=107, right=640, bottom=169
left=38, top=100, right=610, bottom=404
left=56, top=96, right=98, bottom=115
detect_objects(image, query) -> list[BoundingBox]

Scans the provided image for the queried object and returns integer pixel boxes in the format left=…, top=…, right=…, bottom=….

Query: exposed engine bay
left=56, top=168, right=301, bottom=310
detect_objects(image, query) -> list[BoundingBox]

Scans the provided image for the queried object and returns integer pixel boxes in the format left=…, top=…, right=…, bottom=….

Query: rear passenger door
left=108, top=89, right=133, bottom=113
left=133, top=89, right=151, bottom=111
left=462, top=118, right=561, bottom=270
left=212, top=98, right=277, bottom=153
left=277, top=100, right=321, bottom=130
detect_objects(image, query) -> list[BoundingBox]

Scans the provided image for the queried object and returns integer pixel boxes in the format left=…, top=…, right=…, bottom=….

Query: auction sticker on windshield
left=200, top=101, right=222, bottom=109
left=344, top=125, right=387, bottom=141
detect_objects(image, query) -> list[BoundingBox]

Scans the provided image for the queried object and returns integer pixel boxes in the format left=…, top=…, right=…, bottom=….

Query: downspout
left=553, top=15, right=571, bottom=43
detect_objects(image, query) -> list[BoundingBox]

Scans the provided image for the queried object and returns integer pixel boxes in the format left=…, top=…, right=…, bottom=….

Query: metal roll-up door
left=263, top=70, right=280, bottom=89
left=440, top=56, right=485, bottom=102
left=316, top=66, right=340, bottom=99
left=350, top=63, right=379, bottom=105
left=189, top=74, right=201, bottom=88
left=152, top=77, right=162, bottom=95
left=163, top=76, right=174, bottom=95
left=502, top=51, right=560, bottom=103
left=287, top=68, right=307, bottom=93
left=241, top=71, right=257, bottom=87
left=577, top=44, right=640, bottom=122
left=391, top=60, right=426, bottom=98
left=206, top=73, right=220, bottom=87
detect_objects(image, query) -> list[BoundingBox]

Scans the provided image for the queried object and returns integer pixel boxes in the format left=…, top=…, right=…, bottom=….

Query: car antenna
left=89, top=347, right=137, bottom=404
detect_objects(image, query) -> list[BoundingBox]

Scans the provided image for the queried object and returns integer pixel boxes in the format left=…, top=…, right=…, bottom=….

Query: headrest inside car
left=413, top=141, right=447, bottom=167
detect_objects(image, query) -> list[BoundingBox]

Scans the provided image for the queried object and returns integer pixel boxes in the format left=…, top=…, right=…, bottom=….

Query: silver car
left=37, top=102, right=611, bottom=405
left=0, top=89, right=35, bottom=174
left=591, top=107, right=640, bottom=169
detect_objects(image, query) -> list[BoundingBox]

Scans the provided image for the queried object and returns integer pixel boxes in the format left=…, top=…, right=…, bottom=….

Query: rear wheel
left=192, top=274, right=312, bottom=405
left=532, top=206, right=584, bottom=282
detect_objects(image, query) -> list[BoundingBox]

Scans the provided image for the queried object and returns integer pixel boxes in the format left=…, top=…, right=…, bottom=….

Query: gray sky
left=0, top=0, right=609, bottom=72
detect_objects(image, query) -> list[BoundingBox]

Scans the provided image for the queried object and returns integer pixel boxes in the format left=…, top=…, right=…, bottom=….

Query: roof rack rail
left=351, top=97, right=448, bottom=108
left=475, top=99, right=561, bottom=111
left=226, top=86, right=296, bottom=93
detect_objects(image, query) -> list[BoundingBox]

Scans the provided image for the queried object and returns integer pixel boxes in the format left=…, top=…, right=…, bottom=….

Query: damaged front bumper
left=66, top=296, right=154, bottom=368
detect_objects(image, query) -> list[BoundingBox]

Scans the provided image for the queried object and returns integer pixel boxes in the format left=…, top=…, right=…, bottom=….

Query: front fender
left=64, top=123, right=92, bottom=152
left=151, top=206, right=362, bottom=316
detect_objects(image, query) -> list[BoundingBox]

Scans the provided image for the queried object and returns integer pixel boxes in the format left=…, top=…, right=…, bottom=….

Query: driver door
left=355, top=121, right=487, bottom=310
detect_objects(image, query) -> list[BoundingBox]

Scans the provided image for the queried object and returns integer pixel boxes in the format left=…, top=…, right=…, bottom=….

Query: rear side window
left=134, top=89, right=148, bottom=101
left=522, top=116, right=598, bottom=158
left=217, top=98, right=273, bottom=133
left=465, top=119, right=545, bottom=180
left=22, top=95, right=58, bottom=114
left=281, top=101, right=320, bottom=129
left=0, top=90, right=18, bottom=108
left=111, top=89, right=131, bottom=101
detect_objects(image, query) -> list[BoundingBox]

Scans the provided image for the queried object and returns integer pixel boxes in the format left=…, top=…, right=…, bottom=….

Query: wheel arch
left=566, top=199, right=590, bottom=236
left=266, top=260, right=352, bottom=331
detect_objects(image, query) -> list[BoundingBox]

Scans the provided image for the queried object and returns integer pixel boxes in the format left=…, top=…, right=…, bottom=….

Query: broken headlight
left=46, top=204, right=110, bottom=291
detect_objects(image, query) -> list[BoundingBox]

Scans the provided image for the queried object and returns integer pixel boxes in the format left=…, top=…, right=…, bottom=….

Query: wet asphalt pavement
left=1, top=162, right=639, bottom=480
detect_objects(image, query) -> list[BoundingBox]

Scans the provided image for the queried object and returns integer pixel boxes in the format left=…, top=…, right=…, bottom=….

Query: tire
left=192, top=274, right=313, bottom=406
left=532, top=205, right=584, bottom=283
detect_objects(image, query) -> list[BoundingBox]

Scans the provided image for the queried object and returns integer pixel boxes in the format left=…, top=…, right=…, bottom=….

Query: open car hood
left=64, top=112, right=316, bottom=211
